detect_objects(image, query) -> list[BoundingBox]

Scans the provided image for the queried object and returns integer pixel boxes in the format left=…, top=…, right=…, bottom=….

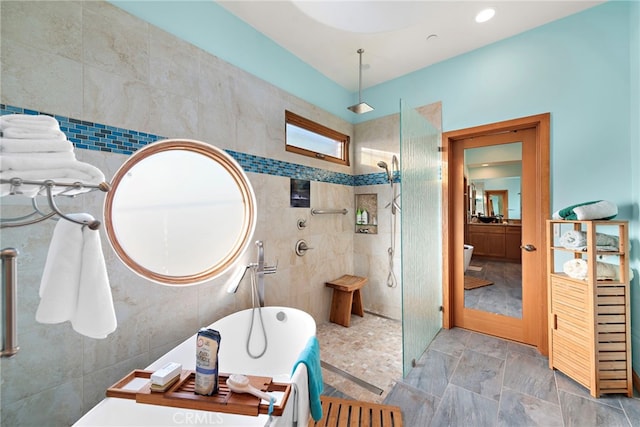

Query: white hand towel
left=36, top=213, right=117, bottom=339
left=36, top=214, right=85, bottom=323
left=71, top=216, right=117, bottom=339
left=0, top=113, right=60, bottom=130
left=289, top=363, right=311, bottom=426
left=2, top=127, right=67, bottom=140
left=0, top=137, right=73, bottom=152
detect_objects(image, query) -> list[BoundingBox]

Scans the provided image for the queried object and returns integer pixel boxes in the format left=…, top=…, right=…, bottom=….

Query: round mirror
left=104, top=139, right=256, bottom=285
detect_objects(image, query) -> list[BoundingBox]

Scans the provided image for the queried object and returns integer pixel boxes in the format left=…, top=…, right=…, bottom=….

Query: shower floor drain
left=320, top=361, right=384, bottom=395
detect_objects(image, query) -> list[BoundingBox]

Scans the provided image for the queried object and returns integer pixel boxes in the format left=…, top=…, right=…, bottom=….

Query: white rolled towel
left=0, top=137, right=73, bottom=152
left=36, top=213, right=117, bottom=339
left=2, top=127, right=67, bottom=140
left=573, top=200, right=618, bottom=220
left=0, top=113, right=60, bottom=130
left=559, top=230, right=619, bottom=250
left=563, top=259, right=618, bottom=280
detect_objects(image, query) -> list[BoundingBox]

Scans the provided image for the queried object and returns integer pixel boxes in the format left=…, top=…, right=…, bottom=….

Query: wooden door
left=442, top=114, right=550, bottom=353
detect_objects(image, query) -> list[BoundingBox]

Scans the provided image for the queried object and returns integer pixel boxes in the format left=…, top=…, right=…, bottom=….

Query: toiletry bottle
left=361, top=209, right=368, bottom=225
left=356, top=209, right=362, bottom=224
left=195, top=328, right=221, bottom=395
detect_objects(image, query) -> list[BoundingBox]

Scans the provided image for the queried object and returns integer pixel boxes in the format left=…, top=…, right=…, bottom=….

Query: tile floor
left=465, top=259, right=522, bottom=318
left=384, top=328, right=640, bottom=427
left=317, top=313, right=402, bottom=403
left=318, top=315, right=640, bottom=426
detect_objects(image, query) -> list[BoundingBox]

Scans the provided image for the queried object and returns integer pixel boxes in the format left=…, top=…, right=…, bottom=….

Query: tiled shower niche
left=355, top=193, right=378, bottom=234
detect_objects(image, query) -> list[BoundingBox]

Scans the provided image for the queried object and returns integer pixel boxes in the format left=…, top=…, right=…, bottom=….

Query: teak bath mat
left=308, top=396, right=403, bottom=427
left=464, top=276, right=493, bottom=290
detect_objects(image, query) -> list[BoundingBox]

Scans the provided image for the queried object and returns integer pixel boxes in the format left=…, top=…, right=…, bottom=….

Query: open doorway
left=442, top=114, right=550, bottom=355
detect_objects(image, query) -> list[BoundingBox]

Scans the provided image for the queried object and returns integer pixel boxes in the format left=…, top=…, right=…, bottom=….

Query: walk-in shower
left=378, top=155, right=401, bottom=288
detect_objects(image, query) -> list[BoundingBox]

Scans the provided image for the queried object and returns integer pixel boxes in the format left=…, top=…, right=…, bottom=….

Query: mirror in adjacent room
left=463, top=142, right=522, bottom=318
left=104, top=139, right=257, bottom=285
left=485, top=190, right=509, bottom=218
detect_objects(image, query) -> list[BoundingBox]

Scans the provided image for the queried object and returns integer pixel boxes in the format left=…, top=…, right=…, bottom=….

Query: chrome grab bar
left=1, top=248, right=19, bottom=358
left=311, top=208, right=348, bottom=215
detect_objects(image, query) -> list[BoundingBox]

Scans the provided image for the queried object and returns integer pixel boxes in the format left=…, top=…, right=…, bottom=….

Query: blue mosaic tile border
left=228, top=150, right=355, bottom=185
left=355, top=172, right=401, bottom=186
left=0, top=104, right=392, bottom=186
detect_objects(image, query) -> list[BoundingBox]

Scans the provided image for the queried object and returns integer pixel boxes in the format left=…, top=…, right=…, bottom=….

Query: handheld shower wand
left=377, top=161, right=392, bottom=184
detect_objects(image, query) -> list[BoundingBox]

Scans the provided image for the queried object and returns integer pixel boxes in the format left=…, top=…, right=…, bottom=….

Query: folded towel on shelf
left=563, top=259, right=619, bottom=280
left=552, top=200, right=618, bottom=220
left=559, top=230, right=620, bottom=251
left=36, top=213, right=117, bottom=339
left=1, top=151, right=76, bottom=161
left=291, top=336, right=323, bottom=421
left=0, top=113, right=60, bottom=130
left=2, top=127, right=67, bottom=140
left=0, top=157, right=103, bottom=173
left=0, top=137, right=73, bottom=152
left=0, top=164, right=106, bottom=197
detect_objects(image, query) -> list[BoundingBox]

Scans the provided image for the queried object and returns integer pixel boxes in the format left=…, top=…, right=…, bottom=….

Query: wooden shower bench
left=325, top=275, right=367, bottom=327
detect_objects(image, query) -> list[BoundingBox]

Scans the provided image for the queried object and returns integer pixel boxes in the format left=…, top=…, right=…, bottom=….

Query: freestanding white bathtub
left=75, top=307, right=317, bottom=426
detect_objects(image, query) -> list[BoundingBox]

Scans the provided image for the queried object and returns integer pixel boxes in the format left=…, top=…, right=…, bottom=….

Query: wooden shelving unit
left=546, top=220, right=632, bottom=397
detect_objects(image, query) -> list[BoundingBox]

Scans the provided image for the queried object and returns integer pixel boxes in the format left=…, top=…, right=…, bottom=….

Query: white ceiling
left=217, top=1, right=604, bottom=92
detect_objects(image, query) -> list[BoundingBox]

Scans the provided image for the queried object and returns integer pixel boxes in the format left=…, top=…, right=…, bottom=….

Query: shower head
left=377, top=161, right=392, bottom=183
left=347, top=49, right=374, bottom=114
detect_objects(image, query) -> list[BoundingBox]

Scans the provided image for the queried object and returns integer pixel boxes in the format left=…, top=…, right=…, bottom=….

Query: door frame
left=441, top=113, right=550, bottom=355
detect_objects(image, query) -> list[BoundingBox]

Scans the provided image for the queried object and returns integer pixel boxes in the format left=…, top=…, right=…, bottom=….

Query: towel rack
left=0, top=178, right=110, bottom=230
left=311, top=208, right=348, bottom=215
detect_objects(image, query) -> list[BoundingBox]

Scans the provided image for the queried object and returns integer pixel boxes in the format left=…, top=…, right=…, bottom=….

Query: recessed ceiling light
left=475, top=8, right=495, bottom=23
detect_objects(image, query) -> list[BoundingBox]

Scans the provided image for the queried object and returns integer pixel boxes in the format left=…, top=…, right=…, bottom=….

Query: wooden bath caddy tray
left=106, top=370, right=291, bottom=416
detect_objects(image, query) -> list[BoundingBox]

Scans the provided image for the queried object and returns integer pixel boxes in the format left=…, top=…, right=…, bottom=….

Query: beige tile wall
left=0, top=1, right=357, bottom=424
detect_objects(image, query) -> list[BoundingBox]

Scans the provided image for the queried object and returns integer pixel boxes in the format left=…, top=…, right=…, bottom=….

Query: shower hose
left=246, top=265, right=268, bottom=359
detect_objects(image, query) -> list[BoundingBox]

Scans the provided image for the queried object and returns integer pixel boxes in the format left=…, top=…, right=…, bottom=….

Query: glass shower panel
left=400, top=99, right=442, bottom=375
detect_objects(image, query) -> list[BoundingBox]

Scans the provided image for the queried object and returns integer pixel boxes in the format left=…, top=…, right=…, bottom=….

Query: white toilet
left=463, top=245, right=474, bottom=272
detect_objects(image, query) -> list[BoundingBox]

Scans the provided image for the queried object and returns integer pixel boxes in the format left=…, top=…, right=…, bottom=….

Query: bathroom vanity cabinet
left=546, top=220, right=632, bottom=398
left=466, top=224, right=521, bottom=261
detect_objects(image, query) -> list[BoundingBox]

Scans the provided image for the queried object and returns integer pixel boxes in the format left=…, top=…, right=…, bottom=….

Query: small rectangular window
left=285, top=110, right=350, bottom=166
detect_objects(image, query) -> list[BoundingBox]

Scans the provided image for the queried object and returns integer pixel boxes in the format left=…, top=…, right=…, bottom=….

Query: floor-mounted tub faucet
left=225, top=240, right=276, bottom=301
left=255, top=240, right=277, bottom=307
